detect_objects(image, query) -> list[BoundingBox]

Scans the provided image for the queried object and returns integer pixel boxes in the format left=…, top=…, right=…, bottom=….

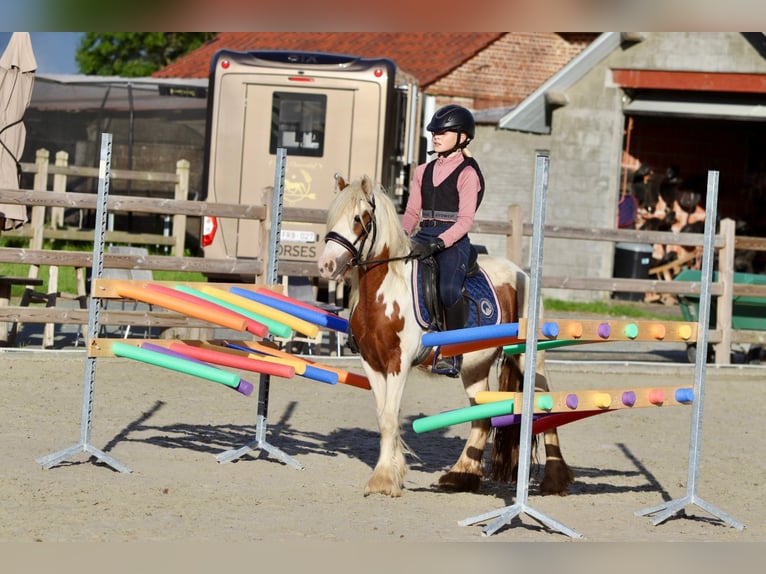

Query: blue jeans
left=413, top=225, right=471, bottom=307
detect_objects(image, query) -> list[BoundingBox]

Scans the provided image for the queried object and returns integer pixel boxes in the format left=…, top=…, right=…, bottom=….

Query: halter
left=324, top=191, right=412, bottom=270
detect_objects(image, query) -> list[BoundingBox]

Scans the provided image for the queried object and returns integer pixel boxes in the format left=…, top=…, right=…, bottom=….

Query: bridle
left=324, top=192, right=413, bottom=271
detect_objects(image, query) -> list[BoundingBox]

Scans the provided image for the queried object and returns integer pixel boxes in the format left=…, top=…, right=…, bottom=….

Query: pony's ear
left=335, top=173, right=348, bottom=190
left=360, top=175, right=374, bottom=198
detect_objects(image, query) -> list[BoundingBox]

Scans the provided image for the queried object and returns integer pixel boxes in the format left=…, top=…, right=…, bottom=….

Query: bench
left=646, top=250, right=701, bottom=305
left=648, top=250, right=701, bottom=282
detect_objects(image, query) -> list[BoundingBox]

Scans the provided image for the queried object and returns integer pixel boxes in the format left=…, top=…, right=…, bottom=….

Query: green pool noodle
left=412, top=399, right=515, bottom=434
left=112, top=341, right=240, bottom=388
left=536, top=394, right=554, bottom=411
left=173, top=285, right=292, bottom=338
left=624, top=323, right=639, bottom=339
left=503, top=339, right=595, bottom=355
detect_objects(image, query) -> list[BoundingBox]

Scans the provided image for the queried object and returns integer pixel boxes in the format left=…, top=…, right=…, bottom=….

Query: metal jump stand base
left=635, top=495, right=745, bottom=530
left=459, top=502, right=583, bottom=538
left=215, top=374, right=303, bottom=470
left=36, top=441, right=131, bottom=474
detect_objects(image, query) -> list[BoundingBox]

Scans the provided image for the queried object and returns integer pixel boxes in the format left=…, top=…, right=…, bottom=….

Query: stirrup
left=432, top=351, right=462, bottom=378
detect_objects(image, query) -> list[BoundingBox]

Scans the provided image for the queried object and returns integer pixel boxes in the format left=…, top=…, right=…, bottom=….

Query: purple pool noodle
left=140, top=343, right=253, bottom=396
left=492, top=413, right=544, bottom=428
left=541, top=322, right=559, bottom=338
left=492, top=414, right=522, bottom=427
left=597, top=322, right=611, bottom=338
left=675, top=388, right=694, bottom=403
left=565, top=394, right=579, bottom=409
left=621, top=390, right=637, bottom=407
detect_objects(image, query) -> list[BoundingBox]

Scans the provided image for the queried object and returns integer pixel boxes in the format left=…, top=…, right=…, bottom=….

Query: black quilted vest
left=421, top=157, right=485, bottom=219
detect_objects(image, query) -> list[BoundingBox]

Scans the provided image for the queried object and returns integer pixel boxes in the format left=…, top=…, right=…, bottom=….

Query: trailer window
left=270, top=92, right=326, bottom=157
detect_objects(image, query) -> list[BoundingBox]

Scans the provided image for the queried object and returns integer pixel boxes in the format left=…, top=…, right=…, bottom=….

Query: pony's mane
left=327, top=176, right=411, bottom=259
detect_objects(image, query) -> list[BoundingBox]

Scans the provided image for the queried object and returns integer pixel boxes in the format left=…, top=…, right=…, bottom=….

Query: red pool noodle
left=113, top=282, right=249, bottom=333
left=531, top=410, right=607, bottom=435
left=168, top=342, right=296, bottom=378
left=144, top=283, right=268, bottom=337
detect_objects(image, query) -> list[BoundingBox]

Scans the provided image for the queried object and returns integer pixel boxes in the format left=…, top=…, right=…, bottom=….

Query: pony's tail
left=488, top=354, right=536, bottom=483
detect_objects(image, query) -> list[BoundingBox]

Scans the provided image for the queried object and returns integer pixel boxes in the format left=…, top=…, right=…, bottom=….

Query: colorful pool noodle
left=167, top=342, right=296, bottom=379
left=502, top=338, right=604, bottom=356
left=112, top=281, right=249, bottom=333
left=111, top=341, right=241, bottom=390
left=412, top=399, right=515, bottom=434
left=251, top=285, right=339, bottom=316
left=439, top=336, right=522, bottom=357
left=421, top=321, right=559, bottom=349
left=172, top=285, right=292, bottom=338
left=232, top=286, right=348, bottom=333
left=224, top=339, right=370, bottom=390
left=197, top=285, right=319, bottom=338
left=440, top=335, right=597, bottom=358
left=143, top=283, right=268, bottom=338
left=475, top=386, right=694, bottom=412
left=223, top=342, right=338, bottom=385
left=141, top=342, right=253, bottom=395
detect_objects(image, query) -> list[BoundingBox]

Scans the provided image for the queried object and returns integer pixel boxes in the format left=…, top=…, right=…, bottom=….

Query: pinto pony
left=318, top=175, right=574, bottom=497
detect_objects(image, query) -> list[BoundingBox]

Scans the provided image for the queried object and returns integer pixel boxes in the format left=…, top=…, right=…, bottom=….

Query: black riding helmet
left=427, top=105, right=475, bottom=140
left=426, top=105, right=475, bottom=156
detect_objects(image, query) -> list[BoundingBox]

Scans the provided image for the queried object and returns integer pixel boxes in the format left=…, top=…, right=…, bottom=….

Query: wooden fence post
left=173, top=159, right=190, bottom=256
left=715, top=218, right=735, bottom=365
left=50, top=150, right=69, bottom=229
left=28, top=148, right=50, bottom=279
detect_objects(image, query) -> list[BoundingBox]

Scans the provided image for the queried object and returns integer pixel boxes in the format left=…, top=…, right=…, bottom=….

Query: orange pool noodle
left=113, top=282, right=248, bottom=332
left=144, top=283, right=268, bottom=337
left=440, top=336, right=522, bottom=358
left=235, top=340, right=371, bottom=390
left=648, top=388, right=666, bottom=405
left=649, top=323, right=667, bottom=340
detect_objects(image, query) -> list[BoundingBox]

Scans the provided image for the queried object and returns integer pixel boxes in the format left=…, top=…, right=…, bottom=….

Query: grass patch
left=543, top=298, right=683, bottom=321
left=1, top=236, right=208, bottom=301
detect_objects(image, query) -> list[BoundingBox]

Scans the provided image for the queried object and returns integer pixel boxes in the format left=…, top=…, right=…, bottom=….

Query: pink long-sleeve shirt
left=401, top=153, right=481, bottom=248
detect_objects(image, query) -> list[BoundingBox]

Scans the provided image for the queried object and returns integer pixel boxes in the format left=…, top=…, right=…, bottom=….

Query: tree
left=76, top=33, right=216, bottom=77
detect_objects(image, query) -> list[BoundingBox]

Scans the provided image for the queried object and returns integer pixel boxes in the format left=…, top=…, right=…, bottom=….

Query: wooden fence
left=2, top=150, right=766, bottom=363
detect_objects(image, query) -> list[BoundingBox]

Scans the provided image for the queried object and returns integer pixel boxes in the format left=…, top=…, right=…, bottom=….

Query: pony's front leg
left=364, top=367, right=409, bottom=497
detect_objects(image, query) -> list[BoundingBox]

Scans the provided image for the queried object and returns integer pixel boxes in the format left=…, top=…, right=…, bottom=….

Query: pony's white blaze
left=320, top=175, right=574, bottom=498
left=318, top=215, right=355, bottom=280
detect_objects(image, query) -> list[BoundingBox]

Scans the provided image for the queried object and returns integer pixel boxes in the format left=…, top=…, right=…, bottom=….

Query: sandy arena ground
left=1, top=347, right=763, bottom=546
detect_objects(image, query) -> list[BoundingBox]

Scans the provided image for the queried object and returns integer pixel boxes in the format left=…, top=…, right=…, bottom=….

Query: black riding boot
left=433, top=300, right=468, bottom=377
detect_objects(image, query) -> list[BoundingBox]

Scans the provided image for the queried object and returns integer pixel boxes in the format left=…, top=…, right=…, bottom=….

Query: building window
left=270, top=92, right=326, bottom=157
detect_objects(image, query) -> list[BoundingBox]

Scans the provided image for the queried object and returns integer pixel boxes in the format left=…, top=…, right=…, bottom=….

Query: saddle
left=411, top=253, right=501, bottom=333
left=344, top=251, right=502, bottom=361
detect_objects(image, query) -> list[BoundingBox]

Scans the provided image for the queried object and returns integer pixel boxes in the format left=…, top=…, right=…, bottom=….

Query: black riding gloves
left=410, top=237, right=445, bottom=260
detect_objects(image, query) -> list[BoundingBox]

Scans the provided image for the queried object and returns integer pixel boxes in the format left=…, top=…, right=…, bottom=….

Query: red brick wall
left=428, top=33, right=595, bottom=110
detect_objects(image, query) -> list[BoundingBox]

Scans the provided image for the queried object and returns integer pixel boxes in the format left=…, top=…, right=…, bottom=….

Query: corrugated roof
left=153, top=32, right=504, bottom=87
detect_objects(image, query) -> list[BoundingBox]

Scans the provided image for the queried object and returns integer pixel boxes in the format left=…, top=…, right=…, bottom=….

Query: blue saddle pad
left=411, top=259, right=501, bottom=330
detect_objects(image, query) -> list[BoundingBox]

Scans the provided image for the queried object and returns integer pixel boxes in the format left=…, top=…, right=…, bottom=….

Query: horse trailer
left=200, top=49, right=423, bottom=281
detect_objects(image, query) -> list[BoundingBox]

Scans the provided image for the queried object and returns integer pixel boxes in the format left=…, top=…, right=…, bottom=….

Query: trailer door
left=237, top=84, right=355, bottom=260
